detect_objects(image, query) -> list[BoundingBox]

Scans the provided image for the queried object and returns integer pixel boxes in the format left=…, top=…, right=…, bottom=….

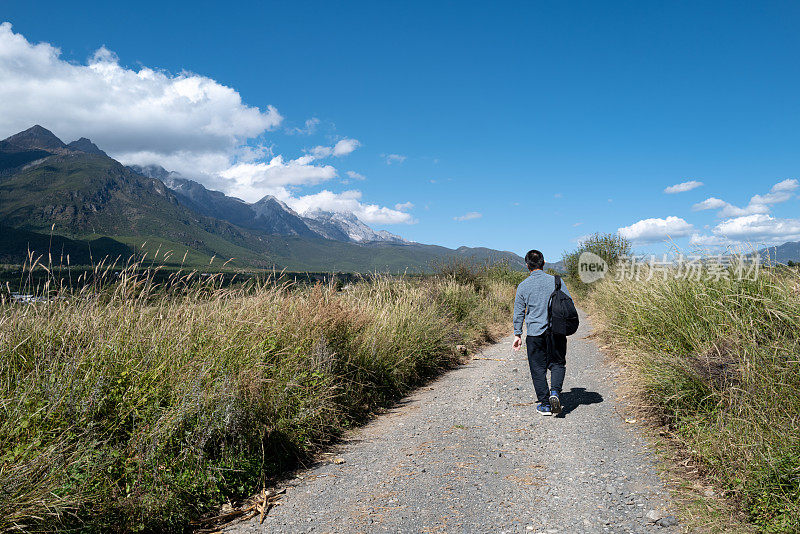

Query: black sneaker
left=536, top=403, right=552, bottom=416
left=549, top=389, right=562, bottom=415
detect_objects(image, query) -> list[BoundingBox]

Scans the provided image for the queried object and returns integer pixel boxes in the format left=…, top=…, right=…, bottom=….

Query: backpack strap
left=546, top=275, right=561, bottom=364
left=547, top=275, right=560, bottom=331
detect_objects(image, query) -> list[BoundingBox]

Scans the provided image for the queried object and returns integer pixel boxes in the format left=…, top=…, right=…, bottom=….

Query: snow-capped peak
left=302, top=209, right=408, bottom=243
left=132, top=163, right=409, bottom=244
left=253, top=195, right=301, bottom=217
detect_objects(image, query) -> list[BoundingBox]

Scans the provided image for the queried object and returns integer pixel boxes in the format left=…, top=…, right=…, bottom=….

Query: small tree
left=562, top=233, right=632, bottom=294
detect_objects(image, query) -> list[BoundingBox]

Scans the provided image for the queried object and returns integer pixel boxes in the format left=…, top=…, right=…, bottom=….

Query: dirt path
left=226, top=312, right=679, bottom=533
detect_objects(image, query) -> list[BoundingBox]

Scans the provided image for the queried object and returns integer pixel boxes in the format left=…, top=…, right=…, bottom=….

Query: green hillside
left=247, top=236, right=522, bottom=272
left=0, top=153, right=278, bottom=266
left=0, top=225, right=523, bottom=272
left=0, top=225, right=133, bottom=265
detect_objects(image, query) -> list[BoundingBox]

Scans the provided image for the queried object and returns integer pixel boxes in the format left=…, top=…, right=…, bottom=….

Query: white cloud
left=307, top=146, right=330, bottom=159
left=0, top=24, right=416, bottom=230
left=346, top=170, right=366, bottom=181
left=692, top=197, right=729, bottom=211
left=286, top=190, right=415, bottom=225
left=664, top=180, right=704, bottom=194
left=689, top=180, right=800, bottom=247
left=383, top=153, right=406, bottom=165
left=749, top=179, right=798, bottom=206
left=688, top=233, right=732, bottom=247
left=0, top=22, right=281, bottom=182
left=771, top=178, right=798, bottom=192
left=308, top=138, right=360, bottom=159
left=692, top=179, right=798, bottom=217
left=690, top=212, right=800, bottom=247
left=714, top=214, right=800, bottom=242
left=617, top=216, right=693, bottom=243
left=308, top=146, right=331, bottom=159
left=719, top=204, right=771, bottom=217
left=219, top=155, right=337, bottom=201
left=91, top=46, right=118, bottom=64
left=332, top=138, right=360, bottom=156
left=394, top=202, right=414, bottom=211
left=286, top=117, right=320, bottom=135
left=454, top=212, right=482, bottom=222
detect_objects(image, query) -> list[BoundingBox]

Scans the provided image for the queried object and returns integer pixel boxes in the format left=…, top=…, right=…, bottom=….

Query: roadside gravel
left=226, top=311, right=678, bottom=533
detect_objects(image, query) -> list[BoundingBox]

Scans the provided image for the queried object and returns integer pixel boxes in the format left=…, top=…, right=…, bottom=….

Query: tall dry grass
left=0, top=257, right=522, bottom=532
left=587, top=261, right=800, bottom=532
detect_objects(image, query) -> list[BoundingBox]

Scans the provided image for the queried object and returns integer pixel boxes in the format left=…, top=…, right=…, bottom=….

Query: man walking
left=512, top=250, right=571, bottom=416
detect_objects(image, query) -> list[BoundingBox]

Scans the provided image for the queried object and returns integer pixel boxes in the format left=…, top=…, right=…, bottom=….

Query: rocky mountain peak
left=253, top=195, right=298, bottom=215
left=129, top=162, right=408, bottom=245
left=1, top=125, right=66, bottom=151
left=302, top=209, right=406, bottom=243
left=66, top=137, right=108, bottom=156
left=128, top=164, right=172, bottom=182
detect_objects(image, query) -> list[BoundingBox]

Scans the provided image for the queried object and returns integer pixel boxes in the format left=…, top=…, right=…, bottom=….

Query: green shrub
left=563, top=233, right=632, bottom=295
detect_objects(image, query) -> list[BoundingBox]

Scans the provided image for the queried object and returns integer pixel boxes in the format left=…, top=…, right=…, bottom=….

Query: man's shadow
left=555, top=387, right=603, bottom=417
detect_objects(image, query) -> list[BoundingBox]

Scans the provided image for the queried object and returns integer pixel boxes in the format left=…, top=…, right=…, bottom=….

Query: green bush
left=563, top=233, right=632, bottom=296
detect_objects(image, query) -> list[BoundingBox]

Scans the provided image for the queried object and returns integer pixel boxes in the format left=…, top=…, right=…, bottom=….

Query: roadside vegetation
left=566, top=235, right=800, bottom=533
left=0, top=255, right=525, bottom=533
left=562, top=232, right=632, bottom=297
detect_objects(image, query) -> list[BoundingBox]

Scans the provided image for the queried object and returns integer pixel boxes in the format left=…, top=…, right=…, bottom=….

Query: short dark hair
left=525, top=249, right=545, bottom=270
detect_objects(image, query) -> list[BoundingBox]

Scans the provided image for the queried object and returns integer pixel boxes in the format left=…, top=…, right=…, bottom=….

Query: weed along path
left=226, top=312, right=678, bottom=534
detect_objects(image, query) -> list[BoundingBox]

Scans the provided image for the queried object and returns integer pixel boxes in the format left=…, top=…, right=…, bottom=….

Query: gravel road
left=226, top=312, right=679, bottom=533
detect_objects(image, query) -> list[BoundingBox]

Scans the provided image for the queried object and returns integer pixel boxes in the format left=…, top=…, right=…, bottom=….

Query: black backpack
left=547, top=275, right=579, bottom=336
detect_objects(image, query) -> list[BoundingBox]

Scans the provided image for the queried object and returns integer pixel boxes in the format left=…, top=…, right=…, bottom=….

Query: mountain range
left=759, top=241, right=800, bottom=265
left=129, top=164, right=407, bottom=244
left=0, top=125, right=524, bottom=272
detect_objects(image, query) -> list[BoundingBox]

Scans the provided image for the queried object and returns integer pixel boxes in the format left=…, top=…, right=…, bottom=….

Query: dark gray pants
left=526, top=334, right=566, bottom=404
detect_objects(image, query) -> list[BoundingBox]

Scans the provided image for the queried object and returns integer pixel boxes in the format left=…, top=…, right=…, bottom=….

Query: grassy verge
left=574, top=237, right=800, bottom=533
left=0, top=259, right=524, bottom=533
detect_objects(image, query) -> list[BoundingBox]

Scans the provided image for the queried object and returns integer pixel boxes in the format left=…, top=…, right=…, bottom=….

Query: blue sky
left=2, top=1, right=800, bottom=260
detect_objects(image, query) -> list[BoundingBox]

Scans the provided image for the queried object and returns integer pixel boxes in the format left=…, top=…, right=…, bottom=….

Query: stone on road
left=226, top=312, right=676, bottom=533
